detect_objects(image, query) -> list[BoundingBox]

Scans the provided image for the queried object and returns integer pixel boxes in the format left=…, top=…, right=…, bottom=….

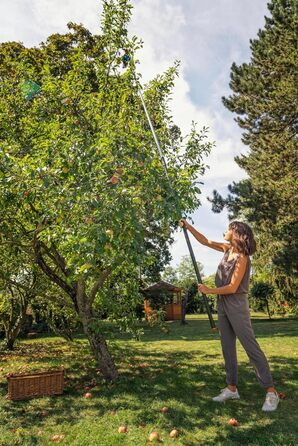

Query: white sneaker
left=262, top=391, right=279, bottom=412
left=212, top=387, right=240, bottom=402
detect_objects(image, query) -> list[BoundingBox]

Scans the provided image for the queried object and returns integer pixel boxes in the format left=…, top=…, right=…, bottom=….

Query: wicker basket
left=6, top=368, right=64, bottom=401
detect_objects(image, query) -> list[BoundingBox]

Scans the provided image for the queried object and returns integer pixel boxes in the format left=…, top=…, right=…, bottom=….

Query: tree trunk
left=180, top=290, right=188, bottom=325
left=4, top=303, right=28, bottom=350
left=83, top=321, right=119, bottom=381
left=266, top=300, right=271, bottom=320
left=76, top=280, right=118, bottom=381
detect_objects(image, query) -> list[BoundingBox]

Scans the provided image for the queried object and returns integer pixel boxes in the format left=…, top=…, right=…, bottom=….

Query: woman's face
left=224, top=228, right=233, bottom=242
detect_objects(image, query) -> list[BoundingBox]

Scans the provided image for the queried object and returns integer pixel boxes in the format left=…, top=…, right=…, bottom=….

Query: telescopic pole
left=138, top=87, right=217, bottom=331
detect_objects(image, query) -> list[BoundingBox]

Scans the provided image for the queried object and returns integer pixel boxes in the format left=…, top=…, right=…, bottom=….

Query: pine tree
left=209, top=0, right=298, bottom=308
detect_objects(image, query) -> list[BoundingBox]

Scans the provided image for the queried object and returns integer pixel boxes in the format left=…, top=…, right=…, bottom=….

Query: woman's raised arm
left=179, top=219, right=230, bottom=252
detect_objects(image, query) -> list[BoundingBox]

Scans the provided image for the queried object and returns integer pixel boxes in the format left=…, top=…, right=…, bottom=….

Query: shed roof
left=142, top=280, right=184, bottom=293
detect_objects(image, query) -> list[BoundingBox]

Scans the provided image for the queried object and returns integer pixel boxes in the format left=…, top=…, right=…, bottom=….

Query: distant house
left=142, top=280, right=184, bottom=321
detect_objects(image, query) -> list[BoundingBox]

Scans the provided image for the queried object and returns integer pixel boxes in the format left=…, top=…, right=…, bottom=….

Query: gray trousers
left=217, top=294, right=274, bottom=388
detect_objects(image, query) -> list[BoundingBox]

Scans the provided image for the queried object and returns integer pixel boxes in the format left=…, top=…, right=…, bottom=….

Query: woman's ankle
left=266, top=386, right=277, bottom=394
left=228, top=385, right=237, bottom=392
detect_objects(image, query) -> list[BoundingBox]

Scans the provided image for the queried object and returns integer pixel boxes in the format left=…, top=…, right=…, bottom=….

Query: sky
left=0, top=0, right=269, bottom=276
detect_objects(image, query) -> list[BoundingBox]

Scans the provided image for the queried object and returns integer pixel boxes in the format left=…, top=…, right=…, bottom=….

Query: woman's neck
left=230, top=244, right=239, bottom=254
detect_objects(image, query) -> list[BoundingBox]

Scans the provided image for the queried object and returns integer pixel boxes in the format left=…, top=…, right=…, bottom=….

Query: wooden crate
left=6, top=369, right=64, bottom=401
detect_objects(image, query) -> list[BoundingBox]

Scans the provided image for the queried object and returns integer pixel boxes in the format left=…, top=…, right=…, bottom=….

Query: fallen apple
left=161, top=406, right=169, bottom=413
left=85, top=216, right=94, bottom=224
left=84, top=392, right=92, bottom=399
left=228, top=418, right=238, bottom=426
left=110, top=175, right=119, bottom=184
left=118, top=425, right=127, bottom=433
left=50, top=434, right=65, bottom=441
left=148, top=431, right=160, bottom=442
left=169, top=429, right=179, bottom=438
left=115, top=167, right=123, bottom=175
left=279, top=392, right=286, bottom=399
left=85, top=386, right=90, bottom=391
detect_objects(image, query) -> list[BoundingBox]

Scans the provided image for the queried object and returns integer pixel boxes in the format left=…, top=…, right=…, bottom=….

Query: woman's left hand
left=198, top=283, right=211, bottom=294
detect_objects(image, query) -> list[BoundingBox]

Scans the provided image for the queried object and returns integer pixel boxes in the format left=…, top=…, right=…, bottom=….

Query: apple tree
left=0, top=0, right=213, bottom=379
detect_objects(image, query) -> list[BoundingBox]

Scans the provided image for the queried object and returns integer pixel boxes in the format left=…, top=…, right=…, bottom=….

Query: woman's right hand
left=179, top=218, right=190, bottom=229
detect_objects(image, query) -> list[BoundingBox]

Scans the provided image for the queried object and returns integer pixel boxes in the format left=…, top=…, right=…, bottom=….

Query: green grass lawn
left=0, top=313, right=297, bottom=446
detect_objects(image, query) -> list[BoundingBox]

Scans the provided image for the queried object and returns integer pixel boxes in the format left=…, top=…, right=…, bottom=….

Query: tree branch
left=89, top=266, right=112, bottom=305
left=33, top=233, right=78, bottom=312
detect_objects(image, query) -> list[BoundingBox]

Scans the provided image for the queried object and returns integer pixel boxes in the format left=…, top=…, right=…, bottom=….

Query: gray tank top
left=215, top=248, right=251, bottom=295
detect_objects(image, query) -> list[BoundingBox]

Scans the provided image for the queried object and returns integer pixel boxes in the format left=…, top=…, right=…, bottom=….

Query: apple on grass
left=118, top=425, right=127, bottom=433
left=169, top=429, right=179, bottom=438
left=50, top=434, right=65, bottom=441
left=148, top=431, right=160, bottom=442
left=115, top=167, right=124, bottom=176
left=228, top=418, right=238, bottom=426
left=84, top=392, right=92, bottom=399
left=109, top=175, right=119, bottom=184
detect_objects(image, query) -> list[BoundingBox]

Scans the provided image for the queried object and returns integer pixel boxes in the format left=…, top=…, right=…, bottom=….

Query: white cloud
left=129, top=0, right=267, bottom=275
left=0, top=0, right=101, bottom=46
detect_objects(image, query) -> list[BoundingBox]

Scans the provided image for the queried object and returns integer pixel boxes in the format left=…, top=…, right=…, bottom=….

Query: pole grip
left=182, top=226, right=217, bottom=330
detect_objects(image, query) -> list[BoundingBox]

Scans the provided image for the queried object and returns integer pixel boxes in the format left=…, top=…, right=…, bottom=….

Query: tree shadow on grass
left=1, top=339, right=297, bottom=445
left=137, top=317, right=298, bottom=343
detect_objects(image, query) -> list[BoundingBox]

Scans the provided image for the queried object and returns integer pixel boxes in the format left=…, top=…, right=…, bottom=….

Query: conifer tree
left=209, top=0, right=298, bottom=309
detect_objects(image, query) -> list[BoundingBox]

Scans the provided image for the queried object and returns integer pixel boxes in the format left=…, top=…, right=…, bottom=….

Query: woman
left=179, top=218, right=279, bottom=412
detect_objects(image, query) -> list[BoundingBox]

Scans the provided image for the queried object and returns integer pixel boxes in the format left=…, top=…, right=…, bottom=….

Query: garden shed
left=142, top=281, right=184, bottom=321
